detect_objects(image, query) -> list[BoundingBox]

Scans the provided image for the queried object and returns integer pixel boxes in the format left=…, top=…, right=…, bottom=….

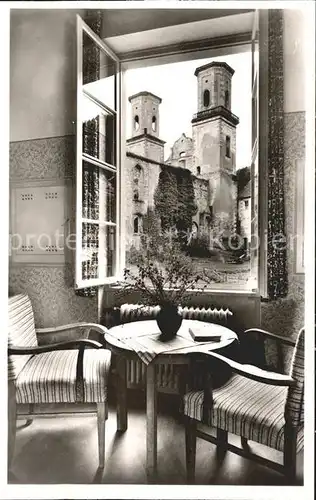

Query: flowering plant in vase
left=118, top=233, right=206, bottom=340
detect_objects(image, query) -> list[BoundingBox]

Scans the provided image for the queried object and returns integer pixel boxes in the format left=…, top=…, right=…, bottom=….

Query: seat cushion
left=183, top=374, right=304, bottom=452
left=8, top=294, right=38, bottom=380
left=15, top=349, right=111, bottom=404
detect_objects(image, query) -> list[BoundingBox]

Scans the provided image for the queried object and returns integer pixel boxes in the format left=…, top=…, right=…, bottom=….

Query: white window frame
left=77, top=10, right=268, bottom=297
left=76, top=15, right=123, bottom=289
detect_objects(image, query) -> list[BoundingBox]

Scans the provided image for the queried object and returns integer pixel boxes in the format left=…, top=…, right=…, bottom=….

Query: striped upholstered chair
left=8, top=294, right=112, bottom=469
left=183, top=327, right=304, bottom=484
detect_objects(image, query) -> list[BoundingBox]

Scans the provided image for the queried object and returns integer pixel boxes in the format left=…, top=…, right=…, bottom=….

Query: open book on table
left=188, top=323, right=222, bottom=342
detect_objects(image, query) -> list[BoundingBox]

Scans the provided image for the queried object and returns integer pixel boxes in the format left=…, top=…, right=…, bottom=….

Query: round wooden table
left=104, top=319, right=238, bottom=482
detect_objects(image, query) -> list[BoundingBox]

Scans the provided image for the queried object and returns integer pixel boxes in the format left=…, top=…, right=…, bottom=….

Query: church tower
left=192, top=62, right=239, bottom=236
left=125, top=92, right=165, bottom=250
left=127, top=91, right=165, bottom=163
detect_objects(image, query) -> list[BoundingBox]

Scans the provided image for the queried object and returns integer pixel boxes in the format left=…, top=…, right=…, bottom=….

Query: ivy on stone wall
left=154, top=165, right=197, bottom=246
left=154, top=167, right=179, bottom=230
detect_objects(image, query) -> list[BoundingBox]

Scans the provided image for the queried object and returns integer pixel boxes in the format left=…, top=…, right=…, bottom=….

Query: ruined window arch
left=152, top=115, right=157, bottom=132
left=225, top=136, right=231, bottom=158
left=134, top=164, right=142, bottom=175
left=197, top=166, right=201, bottom=175
left=203, top=89, right=210, bottom=107
left=133, top=215, right=142, bottom=234
left=134, top=114, right=139, bottom=131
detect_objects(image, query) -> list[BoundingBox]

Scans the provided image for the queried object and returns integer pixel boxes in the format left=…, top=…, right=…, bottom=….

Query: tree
left=236, top=166, right=250, bottom=193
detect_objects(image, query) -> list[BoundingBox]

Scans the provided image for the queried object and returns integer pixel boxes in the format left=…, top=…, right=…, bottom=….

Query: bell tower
left=191, top=62, right=239, bottom=236
left=126, top=91, right=165, bottom=248
left=129, top=91, right=161, bottom=140
left=126, top=90, right=165, bottom=165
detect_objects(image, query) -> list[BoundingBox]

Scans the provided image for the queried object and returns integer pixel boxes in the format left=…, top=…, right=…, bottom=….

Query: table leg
left=146, top=362, right=157, bottom=482
left=116, top=355, right=127, bottom=432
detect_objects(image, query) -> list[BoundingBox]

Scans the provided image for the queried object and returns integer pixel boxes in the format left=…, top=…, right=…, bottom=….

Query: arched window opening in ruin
left=152, top=115, right=157, bottom=132
left=133, top=215, right=142, bottom=234
left=225, top=136, right=231, bottom=158
left=203, top=89, right=210, bottom=108
left=134, top=115, right=139, bottom=131
left=134, top=164, right=142, bottom=178
left=133, top=216, right=139, bottom=234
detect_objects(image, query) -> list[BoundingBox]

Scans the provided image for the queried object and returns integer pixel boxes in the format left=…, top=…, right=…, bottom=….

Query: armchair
left=183, top=327, right=304, bottom=484
left=8, top=294, right=112, bottom=470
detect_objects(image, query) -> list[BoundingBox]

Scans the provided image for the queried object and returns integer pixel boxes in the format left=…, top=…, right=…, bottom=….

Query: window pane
left=82, top=96, right=115, bottom=165
left=83, top=31, right=116, bottom=110
left=82, top=162, right=116, bottom=222
left=124, top=52, right=252, bottom=290
left=102, top=225, right=116, bottom=278
left=81, top=223, right=99, bottom=280
left=100, top=169, right=116, bottom=223
left=81, top=223, right=116, bottom=280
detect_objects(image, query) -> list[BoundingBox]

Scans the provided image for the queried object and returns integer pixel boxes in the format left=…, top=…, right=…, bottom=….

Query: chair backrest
left=285, top=327, right=304, bottom=427
left=8, top=294, right=38, bottom=380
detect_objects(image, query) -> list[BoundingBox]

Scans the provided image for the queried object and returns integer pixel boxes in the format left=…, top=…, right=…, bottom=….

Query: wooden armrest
left=199, top=349, right=295, bottom=386
left=244, top=328, right=296, bottom=347
left=8, top=339, right=103, bottom=355
left=36, top=322, right=109, bottom=336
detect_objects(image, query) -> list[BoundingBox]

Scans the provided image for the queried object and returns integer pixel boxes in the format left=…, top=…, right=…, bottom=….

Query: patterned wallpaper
left=10, top=135, right=76, bottom=181
left=9, top=135, right=98, bottom=329
left=261, top=111, right=305, bottom=370
left=9, top=265, right=98, bottom=328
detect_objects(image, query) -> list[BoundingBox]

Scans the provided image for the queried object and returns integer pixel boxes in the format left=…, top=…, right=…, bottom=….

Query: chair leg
left=8, top=381, right=17, bottom=470
left=185, top=417, right=197, bottom=484
left=216, top=428, right=228, bottom=461
left=97, top=403, right=107, bottom=469
left=284, top=428, right=297, bottom=484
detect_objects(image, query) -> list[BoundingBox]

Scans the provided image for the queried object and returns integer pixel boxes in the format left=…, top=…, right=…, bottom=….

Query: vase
left=156, top=304, right=183, bottom=341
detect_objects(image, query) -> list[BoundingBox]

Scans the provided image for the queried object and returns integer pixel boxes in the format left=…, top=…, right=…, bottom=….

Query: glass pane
left=100, top=225, right=116, bottom=278
left=83, top=31, right=116, bottom=110
left=82, top=95, right=115, bottom=165
left=82, top=162, right=116, bottom=222
left=100, top=169, right=116, bottom=223
left=81, top=223, right=99, bottom=280
left=82, top=162, right=99, bottom=220
left=81, top=223, right=116, bottom=280
left=124, top=52, right=253, bottom=290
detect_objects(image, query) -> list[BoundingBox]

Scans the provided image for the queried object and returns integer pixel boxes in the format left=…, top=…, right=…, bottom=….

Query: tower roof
left=128, top=91, right=162, bottom=103
left=194, top=61, right=235, bottom=77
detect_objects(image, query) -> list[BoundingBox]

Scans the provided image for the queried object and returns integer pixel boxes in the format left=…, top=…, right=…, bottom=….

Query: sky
left=125, top=51, right=252, bottom=169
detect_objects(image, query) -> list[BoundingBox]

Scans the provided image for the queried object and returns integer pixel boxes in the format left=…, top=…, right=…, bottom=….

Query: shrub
left=187, top=234, right=210, bottom=258
left=126, top=245, right=143, bottom=266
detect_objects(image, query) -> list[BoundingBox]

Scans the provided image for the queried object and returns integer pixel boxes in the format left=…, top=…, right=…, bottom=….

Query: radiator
left=116, top=303, right=233, bottom=392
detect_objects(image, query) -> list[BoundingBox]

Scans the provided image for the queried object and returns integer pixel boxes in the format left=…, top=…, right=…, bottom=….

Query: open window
left=75, top=16, right=121, bottom=289
left=75, top=9, right=270, bottom=296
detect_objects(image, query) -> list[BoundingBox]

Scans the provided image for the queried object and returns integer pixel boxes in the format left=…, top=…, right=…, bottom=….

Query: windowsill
left=107, top=282, right=260, bottom=297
